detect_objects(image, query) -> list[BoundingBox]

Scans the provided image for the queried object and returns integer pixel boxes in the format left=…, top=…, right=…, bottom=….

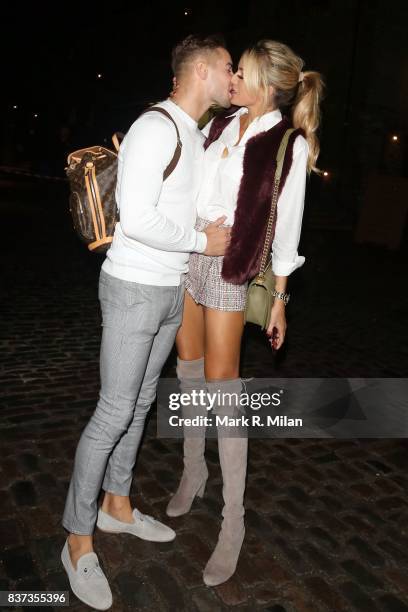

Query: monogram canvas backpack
left=66, top=107, right=182, bottom=253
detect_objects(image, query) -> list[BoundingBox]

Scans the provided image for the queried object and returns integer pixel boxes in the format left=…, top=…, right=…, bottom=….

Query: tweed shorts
left=185, top=217, right=247, bottom=312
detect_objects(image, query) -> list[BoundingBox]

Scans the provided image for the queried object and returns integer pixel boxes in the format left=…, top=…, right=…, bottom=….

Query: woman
left=166, top=40, right=324, bottom=586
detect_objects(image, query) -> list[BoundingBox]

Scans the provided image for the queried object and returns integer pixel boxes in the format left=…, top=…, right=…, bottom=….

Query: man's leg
left=99, top=282, right=184, bottom=521
left=62, top=272, right=177, bottom=552
left=61, top=272, right=177, bottom=610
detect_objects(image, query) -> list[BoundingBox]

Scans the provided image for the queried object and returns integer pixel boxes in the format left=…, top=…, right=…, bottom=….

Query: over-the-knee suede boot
left=203, top=378, right=248, bottom=586
left=166, top=357, right=209, bottom=517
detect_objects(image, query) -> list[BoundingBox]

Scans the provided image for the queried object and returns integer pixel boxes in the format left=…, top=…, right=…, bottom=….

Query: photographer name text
left=168, top=415, right=303, bottom=428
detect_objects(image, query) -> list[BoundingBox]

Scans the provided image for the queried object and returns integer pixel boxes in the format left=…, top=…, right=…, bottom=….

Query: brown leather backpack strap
left=112, top=132, right=125, bottom=152
left=141, top=106, right=182, bottom=180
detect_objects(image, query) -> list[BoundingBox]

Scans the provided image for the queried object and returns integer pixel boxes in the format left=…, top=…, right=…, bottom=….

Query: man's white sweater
left=102, top=99, right=207, bottom=286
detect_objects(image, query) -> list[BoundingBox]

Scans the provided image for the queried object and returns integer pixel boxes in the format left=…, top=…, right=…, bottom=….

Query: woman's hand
left=266, top=300, right=287, bottom=350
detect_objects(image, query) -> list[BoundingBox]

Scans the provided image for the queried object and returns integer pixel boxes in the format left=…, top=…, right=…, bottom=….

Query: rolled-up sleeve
left=271, top=136, right=308, bottom=276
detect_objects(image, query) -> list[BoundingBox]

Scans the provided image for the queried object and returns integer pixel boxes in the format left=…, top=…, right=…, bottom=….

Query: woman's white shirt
left=197, top=107, right=308, bottom=277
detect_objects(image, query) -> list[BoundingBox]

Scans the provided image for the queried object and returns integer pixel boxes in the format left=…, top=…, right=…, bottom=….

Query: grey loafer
left=97, top=507, right=176, bottom=542
left=61, top=539, right=112, bottom=610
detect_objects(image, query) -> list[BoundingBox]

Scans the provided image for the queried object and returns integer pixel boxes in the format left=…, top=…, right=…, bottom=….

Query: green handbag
left=244, top=128, right=295, bottom=330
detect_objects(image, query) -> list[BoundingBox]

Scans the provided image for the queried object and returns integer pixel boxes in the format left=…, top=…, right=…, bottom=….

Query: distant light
left=323, top=171, right=329, bottom=177
left=97, top=73, right=103, bottom=79
left=34, top=113, right=38, bottom=118
left=13, top=105, right=18, bottom=109
left=392, top=135, right=398, bottom=142
left=184, top=7, right=192, bottom=16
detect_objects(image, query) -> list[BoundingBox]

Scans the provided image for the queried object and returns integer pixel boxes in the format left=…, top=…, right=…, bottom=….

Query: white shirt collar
left=250, top=108, right=283, bottom=131
left=222, top=106, right=247, bottom=121
left=223, top=106, right=283, bottom=147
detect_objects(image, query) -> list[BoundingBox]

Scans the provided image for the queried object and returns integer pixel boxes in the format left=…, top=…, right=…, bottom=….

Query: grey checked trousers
left=62, top=268, right=184, bottom=534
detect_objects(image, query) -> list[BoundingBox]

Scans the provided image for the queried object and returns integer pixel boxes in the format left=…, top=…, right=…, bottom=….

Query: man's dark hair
left=171, top=34, right=226, bottom=78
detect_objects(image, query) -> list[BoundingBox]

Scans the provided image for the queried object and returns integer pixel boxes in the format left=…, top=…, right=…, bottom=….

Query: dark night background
left=1, top=2, right=408, bottom=611
left=2, top=0, right=408, bottom=373
left=2, top=0, right=408, bottom=241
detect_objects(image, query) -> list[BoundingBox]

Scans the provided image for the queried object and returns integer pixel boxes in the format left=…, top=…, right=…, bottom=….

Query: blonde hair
left=241, top=40, right=324, bottom=173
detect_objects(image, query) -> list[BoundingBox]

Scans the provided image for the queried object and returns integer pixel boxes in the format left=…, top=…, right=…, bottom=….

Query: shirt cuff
left=271, top=254, right=305, bottom=276
left=194, top=231, right=207, bottom=253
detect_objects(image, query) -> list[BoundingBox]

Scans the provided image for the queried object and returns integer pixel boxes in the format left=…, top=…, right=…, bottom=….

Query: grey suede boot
left=203, top=378, right=248, bottom=587
left=166, top=357, right=209, bottom=517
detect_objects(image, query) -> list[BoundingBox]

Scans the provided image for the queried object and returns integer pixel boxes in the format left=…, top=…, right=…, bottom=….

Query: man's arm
left=118, top=113, right=207, bottom=253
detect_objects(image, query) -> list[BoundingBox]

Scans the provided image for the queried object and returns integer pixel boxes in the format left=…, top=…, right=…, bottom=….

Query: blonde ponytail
left=292, top=71, right=325, bottom=174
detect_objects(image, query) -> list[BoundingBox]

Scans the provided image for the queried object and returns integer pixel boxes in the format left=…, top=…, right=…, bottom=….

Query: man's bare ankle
left=101, top=494, right=132, bottom=516
left=103, top=493, right=129, bottom=506
left=67, top=534, right=93, bottom=569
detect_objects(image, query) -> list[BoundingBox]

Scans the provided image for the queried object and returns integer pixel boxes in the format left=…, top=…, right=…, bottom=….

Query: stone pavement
left=0, top=180, right=407, bottom=611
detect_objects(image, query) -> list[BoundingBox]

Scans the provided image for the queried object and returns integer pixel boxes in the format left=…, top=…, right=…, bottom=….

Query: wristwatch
left=272, top=289, right=290, bottom=305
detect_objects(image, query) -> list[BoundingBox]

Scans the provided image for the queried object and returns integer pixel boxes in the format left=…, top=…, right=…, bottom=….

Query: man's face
left=206, top=47, right=234, bottom=108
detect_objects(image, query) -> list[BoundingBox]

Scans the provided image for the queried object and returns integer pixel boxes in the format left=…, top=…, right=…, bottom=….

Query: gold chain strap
left=257, top=128, right=296, bottom=278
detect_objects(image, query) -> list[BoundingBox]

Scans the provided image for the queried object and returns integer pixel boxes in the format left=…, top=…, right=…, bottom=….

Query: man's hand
left=203, top=216, right=231, bottom=256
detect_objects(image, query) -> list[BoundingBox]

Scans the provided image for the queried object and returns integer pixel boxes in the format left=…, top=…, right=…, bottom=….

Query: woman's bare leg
left=176, top=291, right=205, bottom=360
left=203, top=308, right=244, bottom=380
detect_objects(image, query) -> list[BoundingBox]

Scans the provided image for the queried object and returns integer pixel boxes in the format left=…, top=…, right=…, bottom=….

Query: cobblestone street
left=1, top=180, right=408, bottom=611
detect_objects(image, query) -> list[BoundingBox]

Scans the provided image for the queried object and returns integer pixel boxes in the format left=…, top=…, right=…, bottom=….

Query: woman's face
left=229, top=57, right=258, bottom=107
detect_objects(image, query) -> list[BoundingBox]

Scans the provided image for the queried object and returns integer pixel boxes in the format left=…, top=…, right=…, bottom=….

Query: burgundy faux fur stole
left=221, top=117, right=304, bottom=284
left=204, top=106, right=241, bottom=150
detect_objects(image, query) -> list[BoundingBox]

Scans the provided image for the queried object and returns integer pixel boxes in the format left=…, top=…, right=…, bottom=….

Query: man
left=61, top=35, right=233, bottom=610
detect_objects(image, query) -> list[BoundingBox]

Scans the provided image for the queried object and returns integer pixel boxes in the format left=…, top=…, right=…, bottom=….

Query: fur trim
left=220, top=117, right=304, bottom=284
left=204, top=106, right=241, bottom=150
